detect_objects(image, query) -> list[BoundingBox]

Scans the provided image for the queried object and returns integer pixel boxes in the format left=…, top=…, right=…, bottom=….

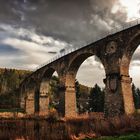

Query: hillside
left=0, top=68, right=32, bottom=108
left=0, top=68, right=31, bottom=95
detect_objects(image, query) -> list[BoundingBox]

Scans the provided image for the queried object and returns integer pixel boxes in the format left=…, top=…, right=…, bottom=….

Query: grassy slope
left=98, top=134, right=140, bottom=140
left=83, top=134, right=140, bottom=140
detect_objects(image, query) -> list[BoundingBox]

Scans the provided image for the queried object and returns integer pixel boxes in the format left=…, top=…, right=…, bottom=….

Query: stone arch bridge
left=20, top=19, right=140, bottom=117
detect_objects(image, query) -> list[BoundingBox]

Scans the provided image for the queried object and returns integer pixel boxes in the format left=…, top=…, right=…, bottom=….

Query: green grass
left=84, top=134, right=140, bottom=140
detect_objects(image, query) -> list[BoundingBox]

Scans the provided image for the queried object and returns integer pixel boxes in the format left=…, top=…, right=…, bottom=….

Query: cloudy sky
left=0, top=0, right=140, bottom=87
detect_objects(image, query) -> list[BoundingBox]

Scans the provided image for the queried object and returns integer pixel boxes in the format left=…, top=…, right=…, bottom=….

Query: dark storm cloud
left=0, top=0, right=128, bottom=44
left=38, top=0, right=127, bottom=43
left=26, top=0, right=92, bottom=43
left=0, top=0, right=131, bottom=68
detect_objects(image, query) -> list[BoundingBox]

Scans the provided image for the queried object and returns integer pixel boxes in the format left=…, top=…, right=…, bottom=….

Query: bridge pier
left=39, top=95, right=49, bottom=116
left=39, top=80, right=50, bottom=116
left=25, top=90, right=35, bottom=115
left=104, top=73, right=135, bottom=117
left=120, top=75, right=135, bottom=115
left=65, top=87, right=77, bottom=117
left=65, top=73, right=77, bottom=118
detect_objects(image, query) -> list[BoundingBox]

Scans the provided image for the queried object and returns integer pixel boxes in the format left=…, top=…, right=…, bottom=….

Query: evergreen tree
left=49, top=76, right=60, bottom=109
left=136, top=88, right=140, bottom=108
left=75, top=80, right=80, bottom=112
left=89, top=84, right=104, bottom=112
left=75, top=79, right=80, bottom=99
left=132, top=83, right=140, bottom=109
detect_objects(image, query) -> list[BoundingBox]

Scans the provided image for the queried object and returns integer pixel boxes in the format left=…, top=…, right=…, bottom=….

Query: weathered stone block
left=121, top=75, right=135, bottom=115
left=26, top=98, right=35, bottom=115
left=65, top=88, right=77, bottom=117
left=39, top=95, right=49, bottom=116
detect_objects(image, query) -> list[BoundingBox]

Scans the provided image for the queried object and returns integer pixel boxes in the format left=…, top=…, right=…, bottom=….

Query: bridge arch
left=20, top=77, right=40, bottom=115
left=68, top=52, right=94, bottom=74
left=39, top=67, right=60, bottom=116
left=40, top=67, right=59, bottom=95
left=65, top=52, right=105, bottom=117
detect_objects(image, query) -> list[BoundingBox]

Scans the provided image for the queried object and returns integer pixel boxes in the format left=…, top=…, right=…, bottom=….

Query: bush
left=46, top=108, right=59, bottom=122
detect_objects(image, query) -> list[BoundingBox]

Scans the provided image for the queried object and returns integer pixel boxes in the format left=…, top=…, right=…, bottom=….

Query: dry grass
left=66, top=114, right=140, bottom=139
left=0, top=114, right=139, bottom=140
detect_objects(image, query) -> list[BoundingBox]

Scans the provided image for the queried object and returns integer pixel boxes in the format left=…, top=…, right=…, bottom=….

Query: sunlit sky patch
left=119, top=0, right=140, bottom=21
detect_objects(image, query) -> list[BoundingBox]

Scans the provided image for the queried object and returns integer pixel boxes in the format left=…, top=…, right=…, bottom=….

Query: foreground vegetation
left=0, top=114, right=139, bottom=140
left=95, top=134, right=140, bottom=140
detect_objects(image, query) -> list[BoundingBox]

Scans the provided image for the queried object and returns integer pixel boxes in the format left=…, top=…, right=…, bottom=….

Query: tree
left=49, top=76, right=60, bottom=110
left=89, top=84, right=104, bottom=112
left=136, top=88, right=140, bottom=108
left=0, top=68, right=31, bottom=109
left=132, top=83, right=140, bottom=109
left=75, top=79, right=80, bottom=99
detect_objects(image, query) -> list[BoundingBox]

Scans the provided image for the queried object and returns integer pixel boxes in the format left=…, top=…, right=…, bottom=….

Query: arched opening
left=48, top=71, right=60, bottom=113
left=76, top=56, right=105, bottom=114
left=66, top=53, right=105, bottom=116
left=39, top=68, right=60, bottom=115
left=129, top=45, right=140, bottom=111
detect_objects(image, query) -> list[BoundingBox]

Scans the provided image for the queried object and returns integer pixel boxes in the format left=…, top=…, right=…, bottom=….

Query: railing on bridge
left=35, top=18, right=140, bottom=71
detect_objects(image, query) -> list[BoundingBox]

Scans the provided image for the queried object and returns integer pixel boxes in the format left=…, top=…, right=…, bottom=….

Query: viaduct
left=20, top=19, right=140, bottom=117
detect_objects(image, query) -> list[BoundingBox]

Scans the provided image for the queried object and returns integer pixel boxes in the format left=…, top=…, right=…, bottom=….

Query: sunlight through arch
left=75, top=55, right=105, bottom=114
left=129, top=45, right=140, bottom=88
left=76, top=56, right=105, bottom=88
